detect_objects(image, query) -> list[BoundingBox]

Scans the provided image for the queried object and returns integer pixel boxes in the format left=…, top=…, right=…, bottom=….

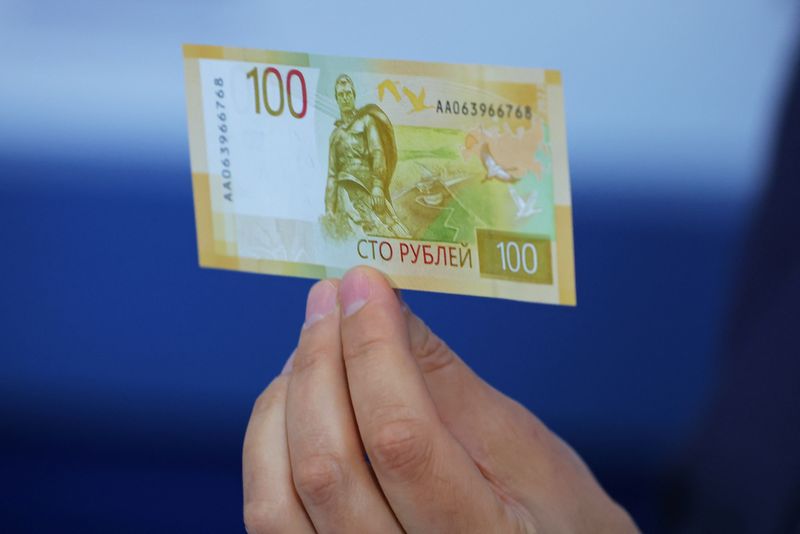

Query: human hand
left=370, top=187, right=386, bottom=212
left=243, top=267, right=638, bottom=533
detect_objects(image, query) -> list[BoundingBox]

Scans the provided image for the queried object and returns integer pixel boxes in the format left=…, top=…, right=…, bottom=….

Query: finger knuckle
left=343, top=306, right=400, bottom=363
left=243, top=500, right=289, bottom=534
left=368, top=418, right=433, bottom=482
left=292, top=344, right=329, bottom=374
left=250, top=379, right=285, bottom=416
left=413, top=323, right=456, bottom=374
left=342, top=333, right=388, bottom=364
left=292, top=453, right=344, bottom=507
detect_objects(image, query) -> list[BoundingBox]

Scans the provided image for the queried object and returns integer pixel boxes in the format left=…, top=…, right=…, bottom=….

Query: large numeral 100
left=246, top=67, right=308, bottom=118
left=496, top=241, right=538, bottom=274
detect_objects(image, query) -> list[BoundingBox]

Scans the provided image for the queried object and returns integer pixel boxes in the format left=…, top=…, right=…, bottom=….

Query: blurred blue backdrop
left=0, top=1, right=797, bottom=531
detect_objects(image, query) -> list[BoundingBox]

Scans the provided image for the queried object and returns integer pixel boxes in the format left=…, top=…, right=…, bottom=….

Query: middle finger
left=286, top=280, right=401, bottom=533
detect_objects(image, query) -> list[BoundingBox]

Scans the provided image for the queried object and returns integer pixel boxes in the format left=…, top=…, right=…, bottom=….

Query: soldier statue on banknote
left=323, top=74, right=411, bottom=239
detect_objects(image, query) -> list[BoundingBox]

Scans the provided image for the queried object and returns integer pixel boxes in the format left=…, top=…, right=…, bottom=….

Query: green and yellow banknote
left=183, top=44, right=575, bottom=305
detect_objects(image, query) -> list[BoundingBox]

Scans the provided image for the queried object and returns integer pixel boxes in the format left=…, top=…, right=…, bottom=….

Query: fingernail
left=340, top=268, right=370, bottom=317
left=304, top=280, right=338, bottom=327
left=281, top=350, right=295, bottom=375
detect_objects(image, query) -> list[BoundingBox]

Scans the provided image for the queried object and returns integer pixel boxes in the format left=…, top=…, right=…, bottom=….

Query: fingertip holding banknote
left=340, top=266, right=373, bottom=317
left=184, top=44, right=576, bottom=305
left=303, top=279, right=338, bottom=328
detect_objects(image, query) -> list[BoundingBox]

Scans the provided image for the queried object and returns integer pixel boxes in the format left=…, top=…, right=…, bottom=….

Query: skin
left=243, top=266, right=638, bottom=533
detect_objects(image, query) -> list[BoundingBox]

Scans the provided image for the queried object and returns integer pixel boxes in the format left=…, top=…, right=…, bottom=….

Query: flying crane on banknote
left=479, top=143, right=521, bottom=183
left=508, top=186, right=541, bottom=219
left=377, top=80, right=402, bottom=102
left=402, top=86, right=433, bottom=113
left=378, top=79, right=433, bottom=113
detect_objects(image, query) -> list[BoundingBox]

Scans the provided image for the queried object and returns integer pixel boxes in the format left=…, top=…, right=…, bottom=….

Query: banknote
left=183, top=44, right=575, bottom=305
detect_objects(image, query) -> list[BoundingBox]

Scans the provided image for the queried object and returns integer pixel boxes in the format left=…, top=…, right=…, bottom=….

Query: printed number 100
left=495, top=241, right=538, bottom=274
left=246, top=67, right=307, bottom=119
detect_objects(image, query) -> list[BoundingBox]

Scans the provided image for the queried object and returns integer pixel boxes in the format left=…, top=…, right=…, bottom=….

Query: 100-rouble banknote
left=183, top=44, right=575, bottom=305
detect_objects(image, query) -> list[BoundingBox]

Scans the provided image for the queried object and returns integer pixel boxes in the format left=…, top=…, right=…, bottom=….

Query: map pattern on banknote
left=183, top=44, right=575, bottom=305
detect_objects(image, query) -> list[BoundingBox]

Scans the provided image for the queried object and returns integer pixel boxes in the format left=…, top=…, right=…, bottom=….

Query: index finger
left=338, top=267, right=510, bottom=533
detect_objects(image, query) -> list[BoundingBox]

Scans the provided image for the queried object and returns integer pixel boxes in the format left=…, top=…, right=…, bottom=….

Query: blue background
left=1, top=1, right=797, bottom=531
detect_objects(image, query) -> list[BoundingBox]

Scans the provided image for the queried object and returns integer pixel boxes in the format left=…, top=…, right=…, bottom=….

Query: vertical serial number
left=213, top=77, right=233, bottom=202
